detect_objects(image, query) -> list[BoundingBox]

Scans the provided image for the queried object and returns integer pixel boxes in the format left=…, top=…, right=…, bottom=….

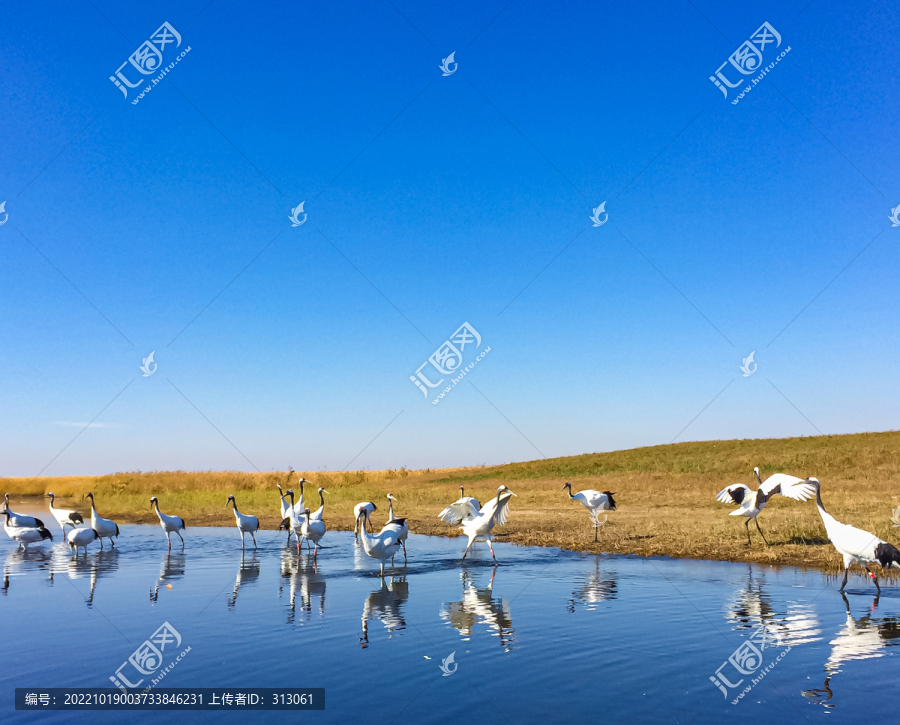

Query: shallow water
left=1, top=522, right=898, bottom=724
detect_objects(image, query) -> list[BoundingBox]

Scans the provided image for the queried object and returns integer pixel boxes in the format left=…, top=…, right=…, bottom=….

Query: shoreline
left=4, top=431, right=899, bottom=581
left=6, top=495, right=895, bottom=582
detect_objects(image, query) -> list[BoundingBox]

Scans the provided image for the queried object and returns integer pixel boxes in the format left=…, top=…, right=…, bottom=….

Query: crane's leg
left=177, top=531, right=185, bottom=548
left=754, top=518, right=769, bottom=546
left=166, top=531, right=171, bottom=549
left=240, top=531, right=246, bottom=550
left=864, top=564, right=881, bottom=593
left=593, top=518, right=599, bottom=543
left=488, top=536, right=497, bottom=563
left=744, top=519, right=752, bottom=545
left=402, top=540, right=407, bottom=560
left=251, top=532, right=257, bottom=549
left=840, top=566, right=849, bottom=591
left=99, top=536, right=105, bottom=550
left=462, top=537, right=474, bottom=560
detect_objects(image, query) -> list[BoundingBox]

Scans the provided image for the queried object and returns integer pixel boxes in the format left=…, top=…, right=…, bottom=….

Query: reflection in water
left=803, top=594, right=900, bottom=708
left=279, top=550, right=325, bottom=623
left=3, top=547, right=52, bottom=595
left=359, top=576, right=408, bottom=647
left=63, top=548, right=120, bottom=607
left=151, top=551, right=186, bottom=603
left=726, top=569, right=821, bottom=647
left=227, top=552, right=260, bottom=611
left=567, top=558, right=617, bottom=612
left=440, top=568, right=514, bottom=651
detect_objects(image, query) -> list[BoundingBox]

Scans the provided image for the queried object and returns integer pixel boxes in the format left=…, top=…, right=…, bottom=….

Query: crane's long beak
left=322, top=490, right=329, bottom=494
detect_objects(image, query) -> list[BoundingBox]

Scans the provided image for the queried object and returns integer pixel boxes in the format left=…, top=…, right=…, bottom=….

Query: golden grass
left=4, top=431, right=900, bottom=577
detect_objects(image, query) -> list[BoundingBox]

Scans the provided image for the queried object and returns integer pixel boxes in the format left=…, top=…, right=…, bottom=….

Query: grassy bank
left=4, top=431, right=900, bottom=579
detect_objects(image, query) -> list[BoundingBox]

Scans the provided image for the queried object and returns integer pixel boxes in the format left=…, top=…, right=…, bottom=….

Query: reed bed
left=4, top=431, right=899, bottom=579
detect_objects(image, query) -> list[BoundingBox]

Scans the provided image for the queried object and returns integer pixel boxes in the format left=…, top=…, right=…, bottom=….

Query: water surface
left=2, top=523, right=898, bottom=724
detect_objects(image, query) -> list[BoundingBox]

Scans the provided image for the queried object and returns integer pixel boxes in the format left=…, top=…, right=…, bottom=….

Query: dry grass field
left=4, top=431, right=900, bottom=578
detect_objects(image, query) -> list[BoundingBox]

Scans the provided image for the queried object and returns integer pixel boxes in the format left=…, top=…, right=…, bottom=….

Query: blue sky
left=1, top=0, right=898, bottom=476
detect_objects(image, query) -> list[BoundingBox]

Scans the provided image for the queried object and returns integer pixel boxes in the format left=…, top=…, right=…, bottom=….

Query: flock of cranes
left=3, top=469, right=899, bottom=590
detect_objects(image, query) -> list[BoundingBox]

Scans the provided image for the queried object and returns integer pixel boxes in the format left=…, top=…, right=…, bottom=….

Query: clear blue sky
left=1, top=0, right=898, bottom=476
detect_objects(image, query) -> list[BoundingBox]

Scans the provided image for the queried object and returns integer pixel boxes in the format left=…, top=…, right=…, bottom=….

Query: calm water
left=1, top=522, right=898, bottom=724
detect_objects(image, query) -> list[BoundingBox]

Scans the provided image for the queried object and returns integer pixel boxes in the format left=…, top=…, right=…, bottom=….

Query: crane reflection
left=440, top=568, right=514, bottom=651
left=803, top=593, right=900, bottom=708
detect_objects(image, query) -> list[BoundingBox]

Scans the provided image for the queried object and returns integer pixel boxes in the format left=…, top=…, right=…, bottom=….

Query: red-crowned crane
left=563, top=482, right=617, bottom=542
left=715, top=468, right=815, bottom=546
left=226, top=495, right=259, bottom=549
left=150, top=497, right=185, bottom=549
left=805, top=476, right=900, bottom=592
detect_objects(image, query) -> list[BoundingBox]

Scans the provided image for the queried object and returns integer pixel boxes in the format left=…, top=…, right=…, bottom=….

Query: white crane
left=439, top=485, right=482, bottom=525
left=226, top=495, right=259, bottom=549
left=308, top=488, right=329, bottom=521
left=67, top=527, right=100, bottom=555
left=562, top=482, right=617, bottom=541
left=383, top=493, right=409, bottom=558
left=291, top=478, right=310, bottom=515
left=806, top=477, right=900, bottom=592
left=46, top=492, right=84, bottom=535
left=279, top=490, right=307, bottom=550
left=276, top=483, right=294, bottom=543
left=356, top=511, right=403, bottom=576
left=459, top=485, right=516, bottom=562
left=150, top=497, right=186, bottom=548
left=84, top=492, right=120, bottom=548
left=3, top=512, right=53, bottom=550
left=353, top=502, right=377, bottom=537
left=300, top=508, right=326, bottom=556
left=715, top=468, right=815, bottom=546
left=3, top=493, right=47, bottom=528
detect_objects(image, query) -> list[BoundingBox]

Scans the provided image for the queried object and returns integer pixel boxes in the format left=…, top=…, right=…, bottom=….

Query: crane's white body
left=227, top=495, right=259, bottom=549
left=151, top=497, right=185, bottom=548
left=459, top=486, right=516, bottom=562
left=563, top=482, right=616, bottom=541
left=353, top=502, right=377, bottom=536
left=300, top=508, right=326, bottom=555
left=279, top=490, right=308, bottom=549
left=807, top=477, right=900, bottom=591
left=277, top=484, right=294, bottom=543
left=4, top=493, right=46, bottom=528
left=357, top=512, right=403, bottom=576
left=67, top=527, right=100, bottom=554
left=85, top=493, right=119, bottom=548
left=46, top=492, right=84, bottom=534
left=715, top=470, right=815, bottom=545
left=384, top=494, right=409, bottom=557
left=439, top=486, right=482, bottom=525
left=3, top=512, right=53, bottom=550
